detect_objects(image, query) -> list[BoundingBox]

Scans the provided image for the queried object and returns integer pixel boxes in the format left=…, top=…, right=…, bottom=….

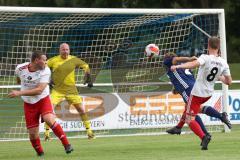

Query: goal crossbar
left=0, top=6, right=224, bottom=14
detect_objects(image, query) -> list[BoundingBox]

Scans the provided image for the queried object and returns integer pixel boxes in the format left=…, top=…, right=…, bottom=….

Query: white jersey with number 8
left=191, top=54, right=231, bottom=97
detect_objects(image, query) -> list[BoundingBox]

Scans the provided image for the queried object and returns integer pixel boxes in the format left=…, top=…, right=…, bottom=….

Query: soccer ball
left=144, top=44, right=159, bottom=57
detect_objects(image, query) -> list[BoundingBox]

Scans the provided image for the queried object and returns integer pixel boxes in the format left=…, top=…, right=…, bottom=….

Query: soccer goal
left=0, top=7, right=232, bottom=141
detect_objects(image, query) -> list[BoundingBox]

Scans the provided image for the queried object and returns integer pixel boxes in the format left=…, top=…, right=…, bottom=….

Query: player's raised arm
left=171, top=60, right=200, bottom=71
left=172, top=56, right=198, bottom=65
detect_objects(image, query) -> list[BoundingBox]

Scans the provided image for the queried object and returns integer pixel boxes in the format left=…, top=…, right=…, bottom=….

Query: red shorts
left=24, top=96, right=54, bottom=129
left=186, top=95, right=211, bottom=116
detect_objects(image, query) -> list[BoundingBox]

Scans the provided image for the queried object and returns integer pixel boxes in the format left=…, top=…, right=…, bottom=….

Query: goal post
left=218, top=11, right=230, bottom=132
left=0, top=7, right=231, bottom=140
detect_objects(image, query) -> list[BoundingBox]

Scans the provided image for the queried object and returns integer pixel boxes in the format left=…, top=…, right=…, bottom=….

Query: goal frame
left=0, top=7, right=230, bottom=137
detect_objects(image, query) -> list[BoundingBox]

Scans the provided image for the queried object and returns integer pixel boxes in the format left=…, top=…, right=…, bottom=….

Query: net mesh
left=0, top=11, right=222, bottom=140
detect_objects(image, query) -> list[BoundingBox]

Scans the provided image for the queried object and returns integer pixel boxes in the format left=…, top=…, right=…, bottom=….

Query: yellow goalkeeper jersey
left=47, top=55, right=90, bottom=94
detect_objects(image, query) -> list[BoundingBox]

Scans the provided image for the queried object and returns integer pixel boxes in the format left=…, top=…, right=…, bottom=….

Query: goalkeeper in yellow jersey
left=44, top=43, right=95, bottom=140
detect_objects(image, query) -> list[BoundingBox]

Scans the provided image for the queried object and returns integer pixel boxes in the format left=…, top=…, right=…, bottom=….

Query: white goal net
left=0, top=7, right=228, bottom=140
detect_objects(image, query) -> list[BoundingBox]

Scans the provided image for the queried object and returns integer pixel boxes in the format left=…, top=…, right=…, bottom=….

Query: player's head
left=31, top=50, right=47, bottom=70
left=59, top=43, right=70, bottom=59
left=164, top=52, right=177, bottom=59
left=208, top=36, right=220, bottom=51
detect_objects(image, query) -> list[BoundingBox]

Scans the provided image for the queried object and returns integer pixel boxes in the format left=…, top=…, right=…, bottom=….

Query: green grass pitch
left=0, top=63, right=239, bottom=160
left=0, top=127, right=240, bottom=160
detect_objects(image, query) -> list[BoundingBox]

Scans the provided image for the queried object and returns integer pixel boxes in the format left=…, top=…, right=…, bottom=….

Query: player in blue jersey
left=163, top=52, right=231, bottom=136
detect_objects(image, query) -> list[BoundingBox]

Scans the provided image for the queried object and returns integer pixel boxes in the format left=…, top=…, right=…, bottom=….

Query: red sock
left=51, top=122, right=69, bottom=146
left=30, top=137, right=43, bottom=155
left=177, top=111, right=186, bottom=128
left=189, top=120, right=205, bottom=139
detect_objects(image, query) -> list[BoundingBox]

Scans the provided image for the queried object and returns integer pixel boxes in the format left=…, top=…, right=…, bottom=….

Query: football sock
left=80, top=113, right=91, bottom=130
left=176, top=111, right=186, bottom=128
left=51, top=122, right=69, bottom=146
left=195, top=115, right=208, bottom=134
left=30, top=137, right=43, bottom=155
left=202, top=106, right=222, bottom=119
left=189, top=120, right=205, bottom=139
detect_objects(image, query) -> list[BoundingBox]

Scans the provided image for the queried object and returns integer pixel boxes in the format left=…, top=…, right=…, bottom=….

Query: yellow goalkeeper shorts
left=50, top=89, right=82, bottom=105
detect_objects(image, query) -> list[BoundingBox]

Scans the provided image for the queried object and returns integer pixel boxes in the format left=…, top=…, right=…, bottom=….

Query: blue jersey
left=163, top=57, right=196, bottom=103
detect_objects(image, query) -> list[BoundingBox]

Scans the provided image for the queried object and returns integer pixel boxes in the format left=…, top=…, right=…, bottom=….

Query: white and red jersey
left=191, top=54, right=231, bottom=97
left=15, top=62, right=51, bottom=104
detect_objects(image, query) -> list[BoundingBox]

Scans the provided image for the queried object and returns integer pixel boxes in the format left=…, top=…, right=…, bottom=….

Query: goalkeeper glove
left=83, top=73, right=93, bottom=88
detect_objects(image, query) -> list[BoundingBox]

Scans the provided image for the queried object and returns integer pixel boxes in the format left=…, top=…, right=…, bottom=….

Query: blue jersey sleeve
left=163, top=57, right=173, bottom=69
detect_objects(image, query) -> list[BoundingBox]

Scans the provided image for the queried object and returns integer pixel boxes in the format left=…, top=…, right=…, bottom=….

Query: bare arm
left=171, top=60, right=200, bottom=71
left=218, top=75, right=232, bottom=85
left=172, top=56, right=197, bottom=65
left=8, top=83, right=48, bottom=98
